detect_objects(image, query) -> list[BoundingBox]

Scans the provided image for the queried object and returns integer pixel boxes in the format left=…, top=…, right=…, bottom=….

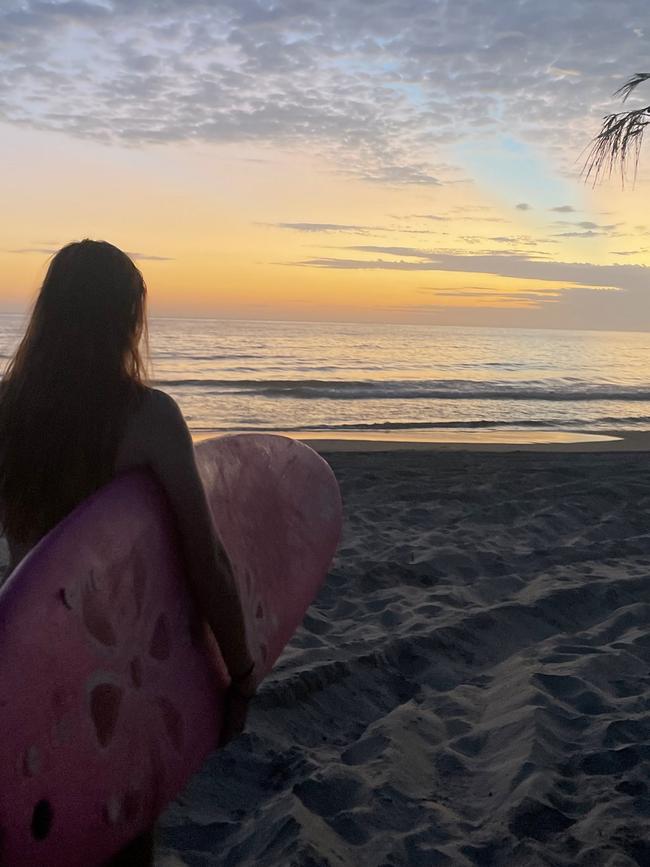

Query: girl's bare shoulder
left=115, top=387, right=190, bottom=473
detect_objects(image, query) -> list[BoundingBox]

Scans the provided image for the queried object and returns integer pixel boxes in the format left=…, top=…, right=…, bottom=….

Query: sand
left=4, top=443, right=650, bottom=865
left=153, top=445, right=650, bottom=866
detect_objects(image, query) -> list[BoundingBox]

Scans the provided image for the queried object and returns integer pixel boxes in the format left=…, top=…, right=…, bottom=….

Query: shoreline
left=193, top=428, right=650, bottom=453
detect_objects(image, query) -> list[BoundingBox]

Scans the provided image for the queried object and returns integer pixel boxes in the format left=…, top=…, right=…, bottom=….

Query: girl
left=0, top=239, right=256, bottom=864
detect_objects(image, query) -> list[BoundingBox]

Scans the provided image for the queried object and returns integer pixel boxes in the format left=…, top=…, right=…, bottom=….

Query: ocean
left=1, top=314, right=649, bottom=438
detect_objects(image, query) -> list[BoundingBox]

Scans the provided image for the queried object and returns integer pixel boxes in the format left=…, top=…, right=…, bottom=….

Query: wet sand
left=194, top=428, right=649, bottom=452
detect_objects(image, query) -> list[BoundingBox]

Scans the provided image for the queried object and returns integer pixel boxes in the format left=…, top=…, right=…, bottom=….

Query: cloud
left=8, top=246, right=173, bottom=261
left=344, top=245, right=428, bottom=258
left=551, top=219, right=622, bottom=238
left=578, top=221, right=617, bottom=231
left=8, top=247, right=58, bottom=255
left=292, top=246, right=650, bottom=328
left=488, top=235, right=541, bottom=245
left=555, top=229, right=609, bottom=238
left=459, top=216, right=511, bottom=224
left=553, top=230, right=605, bottom=238
left=550, top=205, right=577, bottom=213
left=1, top=0, right=650, bottom=186
left=404, top=214, right=449, bottom=222
left=515, top=203, right=531, bottom=210
left=553, top=220, right=619, bottom=230
left=269, top=222, right=382, bottom=234
left=126, top=251, right=174, bottom=261
left=418, top=285, right=564, bottom=307
left=298, top=245, right=647, bottom=289
left=548, top=66, right=581, bottom=78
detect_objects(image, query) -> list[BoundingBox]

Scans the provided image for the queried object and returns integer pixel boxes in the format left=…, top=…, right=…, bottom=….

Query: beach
left=142, top=439, right=650, bottom=866
left=2, top=438, right=650, bottom=864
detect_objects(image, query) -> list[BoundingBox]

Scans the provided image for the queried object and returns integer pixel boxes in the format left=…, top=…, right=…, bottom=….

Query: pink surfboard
left=0, top=434, right=342, bottom=866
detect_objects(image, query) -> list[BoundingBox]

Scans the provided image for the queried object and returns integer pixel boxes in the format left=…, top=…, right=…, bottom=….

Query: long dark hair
left=0, top=240, right=149, bottom=544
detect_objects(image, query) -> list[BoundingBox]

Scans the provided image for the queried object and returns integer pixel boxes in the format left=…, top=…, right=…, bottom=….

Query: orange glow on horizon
left=1, top=122, right=649, bottom=329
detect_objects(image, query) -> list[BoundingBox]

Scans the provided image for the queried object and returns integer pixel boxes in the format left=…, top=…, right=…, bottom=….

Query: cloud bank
left=295, top=246, right=650, bottom=329
left=1, top=0, right=649, bottom=184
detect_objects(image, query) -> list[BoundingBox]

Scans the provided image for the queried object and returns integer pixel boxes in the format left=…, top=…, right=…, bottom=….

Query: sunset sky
left=1, top=0, right=649, bottom=330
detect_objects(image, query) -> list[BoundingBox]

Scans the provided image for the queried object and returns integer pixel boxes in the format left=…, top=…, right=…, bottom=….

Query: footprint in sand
left=293, top=770, right=366, bottom=817
left=341, top=733, right=388, bottom=766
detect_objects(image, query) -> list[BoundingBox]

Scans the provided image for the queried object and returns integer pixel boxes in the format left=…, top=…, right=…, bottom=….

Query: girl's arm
left=122, top=389, right=256, bottom=682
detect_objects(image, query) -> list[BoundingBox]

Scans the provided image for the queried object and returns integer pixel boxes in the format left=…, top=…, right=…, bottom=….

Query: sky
left=0, top=0, right=649, bottom=330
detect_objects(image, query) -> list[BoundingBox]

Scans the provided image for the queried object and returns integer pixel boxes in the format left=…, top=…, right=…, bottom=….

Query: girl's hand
left=219, top=667, right=257, bottom=747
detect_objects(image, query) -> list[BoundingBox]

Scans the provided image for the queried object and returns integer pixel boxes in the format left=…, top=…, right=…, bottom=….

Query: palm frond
left=584, top=73, right=650, bottom=185
left=614, top=72, right=650, bottom=102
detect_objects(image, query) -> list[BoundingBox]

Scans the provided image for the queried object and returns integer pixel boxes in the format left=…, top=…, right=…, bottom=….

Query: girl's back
left=0, top=240, right=149, bottom=568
